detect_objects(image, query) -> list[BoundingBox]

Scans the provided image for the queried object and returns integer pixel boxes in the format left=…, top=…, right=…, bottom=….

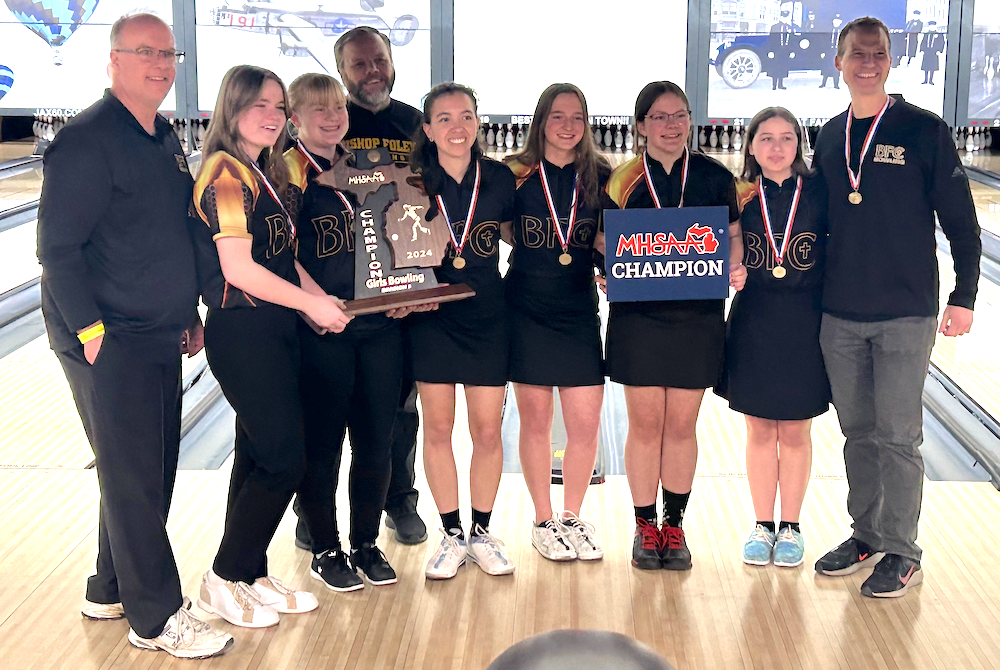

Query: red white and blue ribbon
left=643, top=146, right=689, bottom=208
left=758, top=175, right=802, bottom=267
left=538, top=162, right=579, bottom=253
left=297, top=140, right=353, bottom=216
left=435, top=160, right=481, bottom=257
left=844, top=96, right=891, bottom=196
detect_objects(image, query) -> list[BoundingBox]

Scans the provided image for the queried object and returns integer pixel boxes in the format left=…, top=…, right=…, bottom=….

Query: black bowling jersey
left=735, top=175, right=827, bottom=291
left=508, top=159, right=613, bottom=277
left=343, top=99, right=422, bottom=165
left=431, top=158, right=516, bottom=304
left=193, top=151, right=299, bottom=309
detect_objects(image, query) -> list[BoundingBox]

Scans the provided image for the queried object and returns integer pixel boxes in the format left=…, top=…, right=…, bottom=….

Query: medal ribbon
left=642, top=146, right=689, bottom=208
left=249, top=160, right=295, bottom=238
left=297, top=140, right=353, bottom=217
left=844, top=96, right=890, bottom=195
left=758, top=175, right=802, bottom=267
left=435, top=160, right=481, bottom=257
left=538, top=162, right=579, bottom=253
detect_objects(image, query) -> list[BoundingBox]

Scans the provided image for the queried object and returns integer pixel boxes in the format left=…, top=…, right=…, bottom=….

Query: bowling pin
left=698, top=126, right=707, bottom=147
left=604, top=127, right=613, bottom=147
left=486, top=124, right=496, bottom=146
left=965, top=128, right=974, bottom=152
left=614, top=125, right=624, bottom=150
left=478, top=124, right=486, bottom=146
left=625, top=125, right=634, bottom=150
left=593, top=125, right=602, bottom=146
left=516, top=124, right=525, bottom=148
left=709, top=126, right=718, bottom=148
left=505, top=124, right=514, bottom=149
left=721, top=125, right=731, bottom=150
left=732, top=125, right=743, bottom=151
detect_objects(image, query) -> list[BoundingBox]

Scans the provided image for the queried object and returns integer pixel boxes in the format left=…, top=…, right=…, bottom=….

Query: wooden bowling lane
left=0, top=140, right=35, bottom=162
left=1, top=464, right=999, bottom=669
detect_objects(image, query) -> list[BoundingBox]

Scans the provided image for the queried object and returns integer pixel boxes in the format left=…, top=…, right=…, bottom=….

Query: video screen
left=195, top=0, right=430, bottom=113
left=967, top=0, right=1000, bottom=124
left=0, top=0, right=175, bottom=113
left=454, top=0, right=688, bottom=117
left=707, top=0, right=950, bottom=122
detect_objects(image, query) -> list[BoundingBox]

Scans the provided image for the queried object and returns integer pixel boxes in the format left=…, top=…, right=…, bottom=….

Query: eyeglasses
left=113, top=48, right=185, bottom=64
left=644, top=110, right=691, bottom=125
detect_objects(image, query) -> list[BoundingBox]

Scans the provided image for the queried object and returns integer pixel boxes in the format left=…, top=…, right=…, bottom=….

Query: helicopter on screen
left=210, top=1, right=419, bottom=72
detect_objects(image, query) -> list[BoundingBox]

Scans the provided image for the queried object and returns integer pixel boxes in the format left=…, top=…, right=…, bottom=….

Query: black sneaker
left=294, top=518, right=313, bottom=552
left=385, top=506, right=428, bottom=545
left=351, top=543, right=398, bottom=585
left=631, top=519, right=662, bottom=570
left=310, top=549, right=363, bottom=592
left=661, top=525, right=693, bottom=571
left=814, top=538, right=885, bottom=576
left=860, top=554, right=923, bottom=598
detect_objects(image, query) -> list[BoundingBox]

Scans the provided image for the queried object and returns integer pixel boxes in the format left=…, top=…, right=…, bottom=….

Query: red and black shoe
left=660, top=525, right=693, bottom=571
left=631, top=518, right=662, bottom=570
left=860, top=554, right=922, bottom=598
left=814, top=537, right=884, bottom=577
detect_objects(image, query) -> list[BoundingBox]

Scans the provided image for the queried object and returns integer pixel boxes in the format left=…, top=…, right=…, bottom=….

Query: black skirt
left=715, top=287, right=831, bottom=420
left=505, top=271, right=604, bottom=387
left=605, top=300, right=725, bottom=389
left=406, top=293, right=509, bottom=387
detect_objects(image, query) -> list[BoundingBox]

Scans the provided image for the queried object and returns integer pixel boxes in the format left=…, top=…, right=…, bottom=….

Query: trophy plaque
left=317, top=147, right=475, bottom=316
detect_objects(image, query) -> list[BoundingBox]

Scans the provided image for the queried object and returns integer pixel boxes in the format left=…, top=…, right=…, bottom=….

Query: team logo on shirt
left=175, top=154, right=189, bottom=173
left=873, top=144, right=905, bottom=165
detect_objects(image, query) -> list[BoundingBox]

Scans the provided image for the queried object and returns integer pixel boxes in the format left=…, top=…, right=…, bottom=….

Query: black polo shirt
left=37, top=90, right=198, bottom=360
left=343, top=99, right=422, bottom=164
left=509, top=159, right=613, bottom=279
left=813, top=99, right=981, bottom=320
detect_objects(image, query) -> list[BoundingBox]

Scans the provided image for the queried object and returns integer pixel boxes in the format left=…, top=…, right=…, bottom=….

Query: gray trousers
left=819, top=314, right=937, bottom=561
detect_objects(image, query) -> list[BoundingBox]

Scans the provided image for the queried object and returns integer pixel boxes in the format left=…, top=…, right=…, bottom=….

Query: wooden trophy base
left=343, top=284, right=476, bottom=316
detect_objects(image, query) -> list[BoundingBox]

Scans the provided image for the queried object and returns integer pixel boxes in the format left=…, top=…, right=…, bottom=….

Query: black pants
left=297, top=324, right=402, bottom=552
left=205, top=306, right=306, bottom=583
left=385, top=324, right=419, bottom=514
left=57, top=337, right=184, bottom=639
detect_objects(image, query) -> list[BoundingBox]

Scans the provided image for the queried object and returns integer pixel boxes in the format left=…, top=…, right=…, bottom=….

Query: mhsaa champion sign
left=604, top=206, right=730, bottom=302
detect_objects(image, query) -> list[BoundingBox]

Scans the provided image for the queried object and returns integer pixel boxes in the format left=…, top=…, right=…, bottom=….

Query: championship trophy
left=317, top=147, right=475, bottom=315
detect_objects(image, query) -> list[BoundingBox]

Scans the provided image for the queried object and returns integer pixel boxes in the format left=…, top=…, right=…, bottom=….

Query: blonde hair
left=203, top=65, right=290, bottom=192
left=288, top=73, right=347, bottom=113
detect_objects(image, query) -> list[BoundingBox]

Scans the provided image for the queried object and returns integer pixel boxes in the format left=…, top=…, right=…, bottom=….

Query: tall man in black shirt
left=811, top=17, right=981, bottom=598
left=36, top=12, right=231, bottom=658
left=292, top=26, right=427, bottom=546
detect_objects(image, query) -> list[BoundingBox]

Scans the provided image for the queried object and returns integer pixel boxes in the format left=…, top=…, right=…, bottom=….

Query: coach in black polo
left=36, top=12, right=230, bottom=659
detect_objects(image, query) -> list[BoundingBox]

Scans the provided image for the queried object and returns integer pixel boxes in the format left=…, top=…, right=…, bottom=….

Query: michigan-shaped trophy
left=317, top=147, right=475, bottom=315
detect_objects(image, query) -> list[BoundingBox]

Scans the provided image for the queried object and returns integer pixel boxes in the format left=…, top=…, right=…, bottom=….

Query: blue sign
left=604, top=206, right=730, bottom=302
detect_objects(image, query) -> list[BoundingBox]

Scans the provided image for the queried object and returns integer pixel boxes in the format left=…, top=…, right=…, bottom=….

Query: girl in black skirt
left=192, top=65, right=352, bottom=627
left=715, top=107, right=830, bottom=568
left=284, top=73, right=410, bottom=592
left=504, top=84, right=611, bottom=563
left=407, top=83, right=517, bottom=580
left=604, top=81, right=744, bottom=572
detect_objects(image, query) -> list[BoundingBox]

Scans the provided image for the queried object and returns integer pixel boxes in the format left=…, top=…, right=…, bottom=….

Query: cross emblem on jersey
left=798, top=240, right=812, bottom=257
left=399, top=204, right=429, bottom=241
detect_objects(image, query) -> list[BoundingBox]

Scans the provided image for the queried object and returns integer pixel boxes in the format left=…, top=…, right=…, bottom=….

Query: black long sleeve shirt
left=812, top=98, right=981, bottom=321
left=36, top=91, right=198, bottom=359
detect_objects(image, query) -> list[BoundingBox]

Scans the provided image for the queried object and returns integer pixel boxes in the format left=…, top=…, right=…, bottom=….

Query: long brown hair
left=203, top=65, right=290, bottom=192
left=409, top=82, right=484, bottom=197
left=740, top=107, right=811, bottom=182
left=506, top=83, right=609, bottom=209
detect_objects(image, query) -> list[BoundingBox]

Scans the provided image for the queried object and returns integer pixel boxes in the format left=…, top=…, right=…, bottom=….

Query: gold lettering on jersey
left=743, top=231, right=766, bottom=269
left=468, top=220, right=500, bottom=258
left=266, top=213, right=291, bottom=259
left=873, top=144, right=905, bottom=165
left=311, top=214, right=352, bottom=258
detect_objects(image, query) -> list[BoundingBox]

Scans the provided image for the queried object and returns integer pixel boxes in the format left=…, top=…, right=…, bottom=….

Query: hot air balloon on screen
left=0, top=66, right=13, bottom=102
left=5, top=0, right=101, bottom=65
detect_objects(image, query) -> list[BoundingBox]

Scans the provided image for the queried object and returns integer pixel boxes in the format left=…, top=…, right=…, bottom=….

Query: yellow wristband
left=77, top=323, right=105, bottom=344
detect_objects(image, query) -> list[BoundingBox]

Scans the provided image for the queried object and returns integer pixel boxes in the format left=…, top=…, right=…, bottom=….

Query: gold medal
left=452, top=256, right=466, bottom=269
left=772, top=265, right=787, bottom=279
left=367, top=149, right=381, bottom=163
left=848, top=191, right=863, bottom=205
left=559, top=252, right=572, bottom=266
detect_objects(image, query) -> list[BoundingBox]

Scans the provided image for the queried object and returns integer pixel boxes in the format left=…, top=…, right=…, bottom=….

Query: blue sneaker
left=773, top=527, right=805, bottom=567
left=742, top=524, right=776, bottom=566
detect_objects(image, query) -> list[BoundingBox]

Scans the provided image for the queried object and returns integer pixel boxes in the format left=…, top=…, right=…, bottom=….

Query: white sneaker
left=531, top=518, right=577, bottom=561
left=81, top=600, right=124, bottom=620
left=560, top=512, right=605, bottom=561
left=467, top=525, right=516, bottom=576
left=425, top=528, right=467, bottom=580
left=128, top=606, right=234, bottom=659
left=252, top=576, right=319, bottom=614
left=196, top=570, right=279, bottom=628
